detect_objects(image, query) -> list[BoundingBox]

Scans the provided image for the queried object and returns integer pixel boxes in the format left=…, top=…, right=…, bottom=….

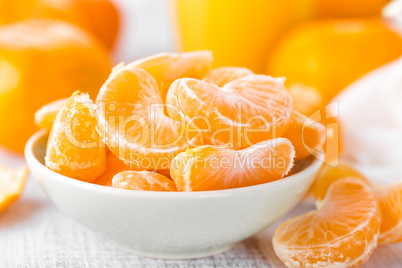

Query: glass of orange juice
left=172, top=0, right=313, bottom=73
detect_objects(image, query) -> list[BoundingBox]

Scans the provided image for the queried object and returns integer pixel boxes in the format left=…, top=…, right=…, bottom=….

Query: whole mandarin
left=0, top=19, right=111, bottom=152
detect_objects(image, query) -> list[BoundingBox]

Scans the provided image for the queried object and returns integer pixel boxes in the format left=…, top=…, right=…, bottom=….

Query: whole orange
left=316, top=0, right=389, bottom=17
left=0, top=19, right=112, bottom=153
left=267, top=19, right=402, bottom=102
left=0, top=0, right=119, bottom=50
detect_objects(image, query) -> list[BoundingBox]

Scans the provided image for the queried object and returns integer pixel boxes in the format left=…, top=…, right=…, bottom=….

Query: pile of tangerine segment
left=273, top=162, right=402, bottom=268
left=34, top=51, right=402, bottom=267
left=37, top=50, right=327, bottom=192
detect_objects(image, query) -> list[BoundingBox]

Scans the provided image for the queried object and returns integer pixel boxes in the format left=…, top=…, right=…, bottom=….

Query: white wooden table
left=0, top=151, right=401, bottom=268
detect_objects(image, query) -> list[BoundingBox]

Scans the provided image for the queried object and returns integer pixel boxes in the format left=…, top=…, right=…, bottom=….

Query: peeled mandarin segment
left=283, top=111, right=326, bottom=161
left=155, top=169, right=171, bottom=179
left=282, top=82, right=342, bottom=165
left=166, top=75, right=293, bottom=149
left=170, top=138, right=295, bottom=192
left=112, top=171, right=176, bottom=191
left=97, top=66, right=203, bottom=170
left=204, top=66, right=254, bottom=87
left=128, top=50, right=213, bottom=99
left=94, top=150, right=173, bottom=187
left=93, top=150, right=131, bottom=187
left=273, top=178, right=381, bottom=268
left=0, top=165, right=28, bottom=213
left=376, top=184, right=402, bottom=245
left=45, top=92, right=106, bottom=182
left=34, top=98, right=67, bottom=130
left=314, top=162, right=369, bottom=202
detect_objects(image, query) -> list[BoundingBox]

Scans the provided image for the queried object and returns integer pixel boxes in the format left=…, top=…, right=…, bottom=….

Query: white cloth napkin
left=257, top=57, right=402, bottom=266
left=333, top=57, right=402, bottom=184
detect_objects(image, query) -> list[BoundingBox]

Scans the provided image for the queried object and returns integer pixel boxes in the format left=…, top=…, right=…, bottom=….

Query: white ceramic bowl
left=25, top=130, right=322, bottom=259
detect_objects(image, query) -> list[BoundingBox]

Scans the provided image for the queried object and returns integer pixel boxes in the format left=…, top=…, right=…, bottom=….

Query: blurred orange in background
left=0, top=19, right=112, bottom=153
left=173, top=0, right=313, bottom=73
left=267, top=18, right=402, bottom=163
left=267, top=18, right=402, bottom=104
left=316, top=0, right=389, bottom=17
left=0, top=0, right=119, bottom=50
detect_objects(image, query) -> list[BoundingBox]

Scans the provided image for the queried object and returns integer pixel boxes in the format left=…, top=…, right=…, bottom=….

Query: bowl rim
left=25, top=129, right=323, bottom=198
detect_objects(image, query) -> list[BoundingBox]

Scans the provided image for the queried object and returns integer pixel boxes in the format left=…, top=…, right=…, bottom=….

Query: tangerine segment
left=314, top=162, right=369, bottom=203
left=0, top=165, right=28, bottom=213
left=166, top=75, right=293, bottom=149
left=34, top=98, right=66, bottom=131
left=97, top=66, right=203, bottom=170
left=93, top=150, right=131, bottom=187
left=129, top=51, right=213, bottom=99
left=204, top=67, right=254, bottom=87
left=375, top=184, right=402, bottom=245
left=112, top=171, right=176, bottom=191
left=156, top=169, right=171, bottom=179
left=45, top=92, right=106, bottom=182
left=273, top=178, right=381, bottom=268
left=283, top=111, right=326, bottom=161
left=94, top=150, right=173, bottom=187
left=170, top=138, right=295, bottom=191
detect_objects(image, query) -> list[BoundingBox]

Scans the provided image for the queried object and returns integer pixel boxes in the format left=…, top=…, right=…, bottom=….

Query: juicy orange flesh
left=283, top=110, right=326, bottom=161
left=204, top=67, right=254, bottom=87
left=129, top=51, right=213, bottom=100
left=0, top=165, right=28, bottom=213
left=166, top=75, right=293, bottom=149
left=34, top=98, right=67, bottom=130
left=94, top=150, right=172, bottom=187
left=45, top=92, right=106, bottom=182
left=93, top=151, right=131, bottom=187
left=112, top=170, right=176, bottom=191
left=97, top=65, right=203, bottom=170
left=376, top=184, right=402, bottom=245
left=170, top=138, right=294, bottom=191
left=273, top=178, right=381, bottom=268
left=203, top=67, right=326, bottom=158
left=313, top=162, right=402, bottom=246
left=314, top=162, right=368, bottom=201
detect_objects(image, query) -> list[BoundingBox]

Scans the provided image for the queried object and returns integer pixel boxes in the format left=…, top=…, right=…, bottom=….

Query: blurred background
left=0, top=0, right=401, bottom=178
